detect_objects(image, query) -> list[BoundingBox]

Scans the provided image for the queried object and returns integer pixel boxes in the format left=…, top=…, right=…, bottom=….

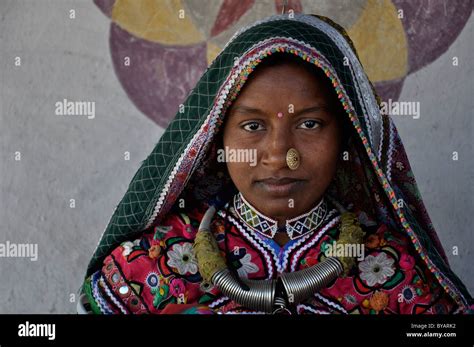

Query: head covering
left=85, top=14, right=472, bottom=308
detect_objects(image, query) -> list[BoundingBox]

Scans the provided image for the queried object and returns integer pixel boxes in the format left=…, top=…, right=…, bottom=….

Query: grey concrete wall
left=1, top=0, right=164, bottom=313
left=394, top=17, right=473, bottom=300
left=0, top=0, right=472, bottom=313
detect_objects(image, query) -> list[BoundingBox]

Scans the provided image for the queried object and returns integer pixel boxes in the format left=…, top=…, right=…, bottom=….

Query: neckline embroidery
left=232, top=192, right=328, bottom=240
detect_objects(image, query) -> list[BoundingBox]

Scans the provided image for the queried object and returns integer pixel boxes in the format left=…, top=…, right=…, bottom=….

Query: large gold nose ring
left=286, top=148, right=300, bottom=170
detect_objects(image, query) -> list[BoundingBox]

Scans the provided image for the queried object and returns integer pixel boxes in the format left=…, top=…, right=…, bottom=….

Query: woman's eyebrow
left=294, top=105, right=331, bottom=116
left=230, top=105, right=266, bottom=116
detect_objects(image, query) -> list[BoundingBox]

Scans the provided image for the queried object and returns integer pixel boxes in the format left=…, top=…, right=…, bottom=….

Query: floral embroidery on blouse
left=84, top=202, right=461, bottom=315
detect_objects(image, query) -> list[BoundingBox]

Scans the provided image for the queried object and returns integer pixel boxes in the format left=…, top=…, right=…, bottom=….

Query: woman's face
left=222, top=60, right=342, bottom=223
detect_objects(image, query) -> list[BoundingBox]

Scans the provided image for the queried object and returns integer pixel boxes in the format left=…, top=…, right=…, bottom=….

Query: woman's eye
left=298, top=120, right=321, bottom=129
left=242, top=121, right=264, bottom=132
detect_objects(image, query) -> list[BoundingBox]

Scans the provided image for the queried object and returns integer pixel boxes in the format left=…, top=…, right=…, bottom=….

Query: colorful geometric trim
left=233, top=192, right=328, bottom=240
left=91, top=271, right=115, bottom=314
left=140, top=35, right=468, bottom=308
left=83, top=275, right=103, bottom=315
left=102, top=255, right=150, bottom=314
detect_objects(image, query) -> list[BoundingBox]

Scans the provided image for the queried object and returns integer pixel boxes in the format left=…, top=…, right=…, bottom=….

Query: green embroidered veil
left=84, top=14, right=472, bottom=309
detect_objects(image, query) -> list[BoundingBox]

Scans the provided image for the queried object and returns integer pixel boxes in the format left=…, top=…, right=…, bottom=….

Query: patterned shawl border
left=89, top=15, right=469, bottom=307
left=140, top=36, right=467, bottom=307
left=146, top=36, right=343, bottom=229
left=88, top=15, right=385, bottom=272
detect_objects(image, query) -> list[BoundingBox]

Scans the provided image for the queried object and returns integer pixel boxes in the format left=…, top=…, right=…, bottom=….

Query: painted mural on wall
left=94, top=0, right=472, bottom=128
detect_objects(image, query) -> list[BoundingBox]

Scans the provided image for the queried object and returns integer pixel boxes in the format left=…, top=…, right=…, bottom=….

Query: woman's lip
left=257, top=177, right=303, bottom=185
left=256, top=179, right=304, bottom=196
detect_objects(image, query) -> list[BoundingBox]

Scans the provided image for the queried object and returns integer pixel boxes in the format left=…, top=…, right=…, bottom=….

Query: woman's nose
left=260, top=123, right=294, bottom=169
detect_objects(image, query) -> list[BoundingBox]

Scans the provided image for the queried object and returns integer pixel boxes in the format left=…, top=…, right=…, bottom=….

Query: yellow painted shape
left=206, top=40, right=222, bottom=65
left=111, top=0, right=204, bottom=45
left=348, top=0, right=408, bottom=82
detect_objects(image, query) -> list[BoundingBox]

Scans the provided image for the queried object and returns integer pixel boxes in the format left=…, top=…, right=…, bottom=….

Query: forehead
left=229, top=61, right=337, bottom=111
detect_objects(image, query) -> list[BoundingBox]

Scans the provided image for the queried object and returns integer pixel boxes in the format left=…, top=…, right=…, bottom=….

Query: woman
left=79, top=14, right=472, bottom=314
